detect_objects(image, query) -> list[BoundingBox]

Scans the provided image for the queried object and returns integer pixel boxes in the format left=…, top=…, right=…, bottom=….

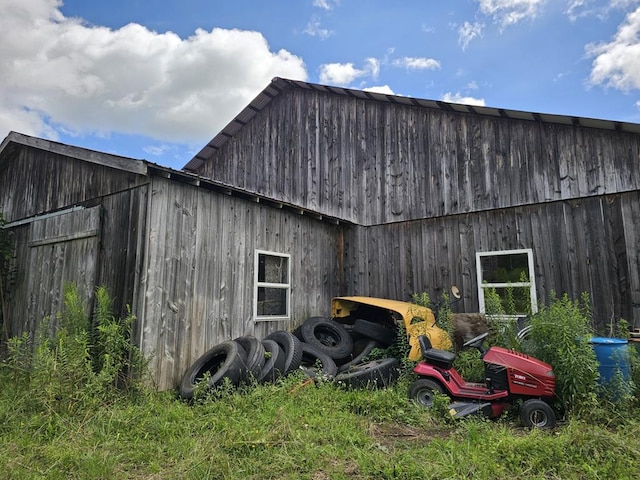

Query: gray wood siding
left=137, top=177, right=341, bottom=390
left=5, top=207, right=101, bottom=339
left=196, top=89, right=640, bottom=226
left=0, top=146, right=145, bottom=223
left=4, top=187, right=148, bottom=341
left=344, top=192, right=640, bottom=330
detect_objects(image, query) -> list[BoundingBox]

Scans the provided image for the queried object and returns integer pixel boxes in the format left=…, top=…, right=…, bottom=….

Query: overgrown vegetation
left=1, top=285, right=639, bottom=478
left=478, top=287, right=638, bottom=421
left=2, top=283, right=147, bottom=416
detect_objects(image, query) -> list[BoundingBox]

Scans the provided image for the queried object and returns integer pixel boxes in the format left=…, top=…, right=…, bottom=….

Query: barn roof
left=0, top=131, right=148, bottom=176
left=0, top=130, right=347, bottom=226
left=183, top=76, right=640, bottom=172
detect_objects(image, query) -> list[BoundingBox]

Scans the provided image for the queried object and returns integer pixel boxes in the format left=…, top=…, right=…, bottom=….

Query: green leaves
left=1, top=283, right=147, bottom=414
left=527, top=292, right=600, bottom=416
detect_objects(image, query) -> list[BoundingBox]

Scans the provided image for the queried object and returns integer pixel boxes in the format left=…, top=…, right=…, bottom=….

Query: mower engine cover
left=331, top=296, right=452, bottom=360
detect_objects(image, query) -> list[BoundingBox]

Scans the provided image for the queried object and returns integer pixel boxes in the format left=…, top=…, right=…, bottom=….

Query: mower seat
left=418, top=335, right=455, bottom=369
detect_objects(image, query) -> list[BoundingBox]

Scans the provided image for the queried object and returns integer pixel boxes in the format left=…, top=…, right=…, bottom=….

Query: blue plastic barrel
left=589, top=337, right=630, bottom=385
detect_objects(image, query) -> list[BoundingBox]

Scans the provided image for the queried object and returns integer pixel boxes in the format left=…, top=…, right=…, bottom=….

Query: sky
left=3, top=0, right=640, bottom=170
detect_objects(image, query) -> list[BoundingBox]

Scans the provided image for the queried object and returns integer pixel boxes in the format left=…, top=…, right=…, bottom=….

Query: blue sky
left=2, top=0, right=640, bottom=170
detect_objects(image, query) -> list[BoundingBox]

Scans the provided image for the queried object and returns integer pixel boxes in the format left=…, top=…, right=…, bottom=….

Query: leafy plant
left=1, top=283, right=148, bottom=413
left=526, top=292, right=599, bottom=417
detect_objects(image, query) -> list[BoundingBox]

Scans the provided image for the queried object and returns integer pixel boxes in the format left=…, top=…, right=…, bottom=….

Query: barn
left=1, top=77, right=639, bottom=389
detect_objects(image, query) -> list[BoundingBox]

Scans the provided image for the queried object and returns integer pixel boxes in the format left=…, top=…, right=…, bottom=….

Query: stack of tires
left=178, top=316, right=401, bottom=400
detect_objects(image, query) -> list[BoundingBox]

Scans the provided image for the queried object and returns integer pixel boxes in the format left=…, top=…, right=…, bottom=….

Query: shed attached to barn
left=1, top=77, right=639, bottom=389
left=0, top=131, right=343, bottom=390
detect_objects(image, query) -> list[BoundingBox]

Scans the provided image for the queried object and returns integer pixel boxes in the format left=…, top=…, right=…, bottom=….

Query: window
left=476, top=249, right=538, bottom=318
left=254, top=250, right=291, bottom=321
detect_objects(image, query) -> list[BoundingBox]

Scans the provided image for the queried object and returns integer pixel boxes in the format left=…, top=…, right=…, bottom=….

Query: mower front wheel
left=520, top=399, right=556, bottom=429
left=409, top=379, right=446, bottom=408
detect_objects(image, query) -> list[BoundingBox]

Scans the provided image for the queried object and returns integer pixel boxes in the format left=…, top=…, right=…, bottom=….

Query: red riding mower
left=409, top=332, right=557, bottom=428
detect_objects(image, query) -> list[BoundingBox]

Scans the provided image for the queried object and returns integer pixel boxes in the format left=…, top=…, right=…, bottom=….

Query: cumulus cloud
left=441, top=92, right=486, bottom=106
left=476, top=0, right=547, bottom=28
left=392, top=57, right=441, bottom=70
left=319, top=58, right=380, bottom=85
left=586, top=7, right=640, bottom=91
left=363, top=85, right=396, bottom=95
left=0, top=0, right=307, bottom=144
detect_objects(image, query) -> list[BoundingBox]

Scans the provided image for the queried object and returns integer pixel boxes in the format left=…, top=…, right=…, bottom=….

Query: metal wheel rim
left=416, top=389, right=435, bottom=407
left=527, top=409, right=549, bottom=427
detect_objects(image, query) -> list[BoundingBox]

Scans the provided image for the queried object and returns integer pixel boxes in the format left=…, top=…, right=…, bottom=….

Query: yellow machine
left=331, top=296, right=452, bottom=361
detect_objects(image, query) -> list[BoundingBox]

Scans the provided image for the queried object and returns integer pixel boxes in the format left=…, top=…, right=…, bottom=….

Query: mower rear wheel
left=409, top=379, right=446, bottom=408
left=520, top=399, right=556, bottom=429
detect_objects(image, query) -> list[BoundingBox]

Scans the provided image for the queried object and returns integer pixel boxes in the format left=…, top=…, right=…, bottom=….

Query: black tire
left=257, top=339, right=286, bottom=383
left=178, top=340, right=248, bottom=399
left=233, top=335, right=266, bottom=383
left=337, top=339, right=379, bottom=372
left=520, top=399, right=556, bottom=429
left=264, top=330, right=303, bottom=375
left=298, top=342, right=338, bottom=379
left=353, top=319, right=397, bottom=347
left=295, top=316, right=354, bottom=360
left=335, top=357, right=401, bottom=389
left=408, top=378, right=446, bottom=408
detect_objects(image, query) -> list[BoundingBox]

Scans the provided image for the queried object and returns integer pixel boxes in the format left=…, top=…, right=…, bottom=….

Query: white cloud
left=458, top=21, right=484, bottom=49
left=441, top=92, right=486, bottom=106
left=319, top=63, right=365, bottom=85
left=476, top=0, right=547, bottom=28
left=586, top=7, right=640, bottom=91
left=392, top=57, right=441, bottom=70
left=363, top=85, right=396, bottom=95
left=313, top=0, right=339, bottom=10
left=0, top=0, right=307, bottom=144
left=567, top=0, right=640, bottom=21
left=366, top=58, right=381, bottom=79
left=304, top=17, right=334, bottom=39
left=318, top=58, right=381, bottom=85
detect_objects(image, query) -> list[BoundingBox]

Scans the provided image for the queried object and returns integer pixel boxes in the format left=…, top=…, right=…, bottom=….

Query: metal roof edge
left=147, top=163, right=349, bottom=226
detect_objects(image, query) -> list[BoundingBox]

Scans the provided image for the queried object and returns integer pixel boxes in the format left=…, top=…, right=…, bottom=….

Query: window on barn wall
left=254, top=250, right=291, bottom=321
left=476, top=249, right=538, bottom=319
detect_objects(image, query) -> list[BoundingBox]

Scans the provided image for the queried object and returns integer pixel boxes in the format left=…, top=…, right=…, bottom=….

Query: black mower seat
left=419, top=335, right=455, bottom=369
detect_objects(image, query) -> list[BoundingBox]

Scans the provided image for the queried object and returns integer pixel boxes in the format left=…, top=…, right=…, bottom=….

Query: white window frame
left=476, top=248, right=538, bottom=319
left=254, top=250, right=291, bottom=322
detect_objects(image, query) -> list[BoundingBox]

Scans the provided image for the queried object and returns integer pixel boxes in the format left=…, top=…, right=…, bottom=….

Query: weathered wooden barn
left=0, top=132, right=343, bottom=389
left=1, top=77, right=639, bottom=389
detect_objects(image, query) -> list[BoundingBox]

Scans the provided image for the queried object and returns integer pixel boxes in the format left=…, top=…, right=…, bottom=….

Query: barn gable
left=185, top=78, right=640, bottom=226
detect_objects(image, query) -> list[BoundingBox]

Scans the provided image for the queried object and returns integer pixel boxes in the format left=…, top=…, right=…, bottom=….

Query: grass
left=1, top=373, right=640, bottom=480
left=2, top=285, right=640, bottom=479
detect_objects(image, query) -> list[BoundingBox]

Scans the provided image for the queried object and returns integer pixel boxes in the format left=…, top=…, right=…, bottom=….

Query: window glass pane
left=258, top=254, right=288, bottom=283
left=482, top=286, right=531, bottom=315
left=257, top=287, right=287, bottom=316
left=480, top=253, right=529, bottom=283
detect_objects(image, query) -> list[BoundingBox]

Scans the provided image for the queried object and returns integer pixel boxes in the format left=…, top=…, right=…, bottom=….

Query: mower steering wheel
left=462, top=331, right=489, bottom=349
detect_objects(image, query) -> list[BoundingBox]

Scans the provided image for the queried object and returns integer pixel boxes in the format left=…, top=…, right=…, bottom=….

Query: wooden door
left=24, top=206, right=101, bottom=336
